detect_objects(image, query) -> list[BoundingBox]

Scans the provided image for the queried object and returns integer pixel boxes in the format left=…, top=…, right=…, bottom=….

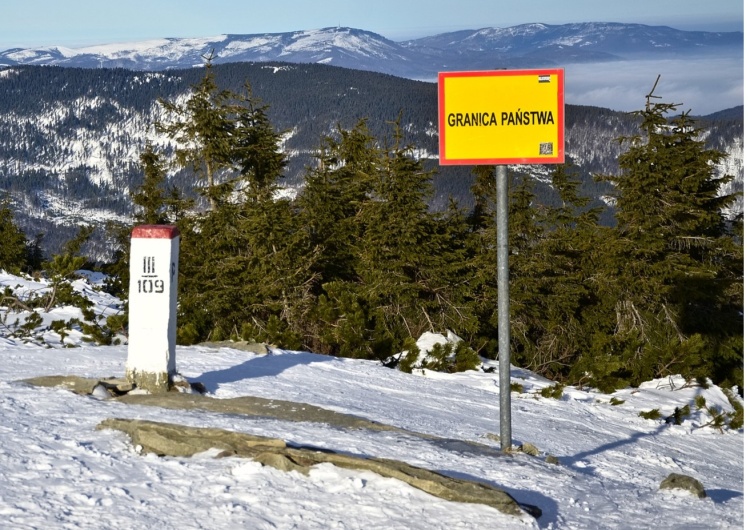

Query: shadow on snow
left=192, top=349, right=335, bottom=393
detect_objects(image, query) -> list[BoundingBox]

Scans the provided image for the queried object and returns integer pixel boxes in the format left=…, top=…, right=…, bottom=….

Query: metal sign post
left=496, top=164, right=511, bottom=450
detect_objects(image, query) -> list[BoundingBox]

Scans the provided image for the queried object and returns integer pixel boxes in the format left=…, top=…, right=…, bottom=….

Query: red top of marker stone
left=131, top=225, right=180, bottom=239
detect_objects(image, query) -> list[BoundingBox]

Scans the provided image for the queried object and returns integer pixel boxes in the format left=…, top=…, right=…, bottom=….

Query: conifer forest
left=0, top=63, right=743, bottom=394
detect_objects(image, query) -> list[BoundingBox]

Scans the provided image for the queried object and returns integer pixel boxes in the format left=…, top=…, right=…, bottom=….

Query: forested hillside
left=0, top=62, right=743, bottom=254
left=0, top=61, right=742, bottom=396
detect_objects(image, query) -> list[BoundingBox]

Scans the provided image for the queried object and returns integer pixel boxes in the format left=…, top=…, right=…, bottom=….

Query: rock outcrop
left=659, top=473, right=707, bottom=498
left=97, top=417, right=526, bottom=517
left=21, top=374, right=539, bottom=518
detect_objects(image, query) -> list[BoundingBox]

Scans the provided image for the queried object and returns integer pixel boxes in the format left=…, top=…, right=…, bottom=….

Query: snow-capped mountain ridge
left=0, top=27, right=419, bottom=74
left=404, top=22, right=741, bottom=62
left=0, top=23, right=741, bottom=77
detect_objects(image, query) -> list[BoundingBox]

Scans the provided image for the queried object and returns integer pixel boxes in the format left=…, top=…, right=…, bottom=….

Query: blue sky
left=0, top=0, right=743, bottom=50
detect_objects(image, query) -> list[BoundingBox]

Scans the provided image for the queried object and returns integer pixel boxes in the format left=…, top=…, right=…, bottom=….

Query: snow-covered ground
left=0, top=272, right=743, bottom=529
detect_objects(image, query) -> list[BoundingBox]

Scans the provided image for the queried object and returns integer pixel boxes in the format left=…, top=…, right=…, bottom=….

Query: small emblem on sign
left=539, top=142, right=553, bottom=155
left=538, top=75, right=551, bottom=83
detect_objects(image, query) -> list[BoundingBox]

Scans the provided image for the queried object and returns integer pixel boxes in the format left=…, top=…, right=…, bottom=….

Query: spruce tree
left=297, top=120, right=379, bottom=355
left=575, top=82, right=743, bottom=390
left=132, top=143, right=170, bottom=225
left=0, top=198, right=28, bottom=274
left=165, top=73, right=307, bottom=346
left=24, top=233, right=45, bottom=274
left=231, top=82, right=288, bottom=203
left=466, top=164, right=604, bottom=377
left=103, top=143, right=193, bottom=300
left=301, top=120, right=476, bottom=360
left=297, top=119, right=378, bottom=291
left=354, top=121, right=440, bottom=356
left=464, top=165, right=500, bottom=356
left=156, top=58, right=234, bottom=210
left=509, top=165, right=603, bottom=379
left=350, top=120, right=475, bottom=359
left=435, top=198, right=481, bottom=340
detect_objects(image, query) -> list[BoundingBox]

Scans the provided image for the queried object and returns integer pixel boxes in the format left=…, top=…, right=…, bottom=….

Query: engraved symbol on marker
left=144, top=256, right=155, bottom=274
left=138, top=256, right=164, bottom=293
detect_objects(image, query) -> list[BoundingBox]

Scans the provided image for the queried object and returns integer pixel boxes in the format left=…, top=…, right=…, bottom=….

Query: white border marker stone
left=126, top=225, right=180, bottom=392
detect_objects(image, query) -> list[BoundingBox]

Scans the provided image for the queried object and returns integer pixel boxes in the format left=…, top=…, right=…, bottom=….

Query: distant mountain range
left=0, top=23, right=743, bottom=257
left=0, top=23, right=742, bottom=79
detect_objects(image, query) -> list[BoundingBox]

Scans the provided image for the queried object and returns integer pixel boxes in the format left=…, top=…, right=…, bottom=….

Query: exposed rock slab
left=21, top=374, right=539, bottom=517
left=97, top=417, right=524, bottom=517
left=21, top=375, right=133, bottom=396
left=116, top=391, right=400, bottom=432
left=198, top=340, right=271, bottom=354
left=22, top=375, right=506, bottom=457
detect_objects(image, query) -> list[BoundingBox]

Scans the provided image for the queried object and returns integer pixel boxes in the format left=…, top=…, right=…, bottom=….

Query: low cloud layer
left=564, top=56, right=743, bottom=115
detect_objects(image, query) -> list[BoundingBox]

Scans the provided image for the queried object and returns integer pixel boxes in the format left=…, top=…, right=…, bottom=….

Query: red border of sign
left=438, top=68, right=565, bottom=165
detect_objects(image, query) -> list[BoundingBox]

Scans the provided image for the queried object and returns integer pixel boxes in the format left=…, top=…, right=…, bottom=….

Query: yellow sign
left=438, top=69, right=564, bottom=165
